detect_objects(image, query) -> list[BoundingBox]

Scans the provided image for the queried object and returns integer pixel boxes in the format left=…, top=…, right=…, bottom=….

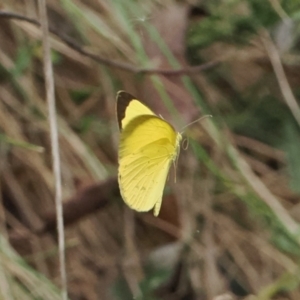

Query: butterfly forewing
left=119, top=115, right=177, bottom=158
left=117, top=91, right=155, bottom=130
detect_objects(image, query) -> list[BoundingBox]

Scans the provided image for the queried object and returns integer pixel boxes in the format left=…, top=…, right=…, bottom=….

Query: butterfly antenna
left=180, top=115, right=212, bottom=133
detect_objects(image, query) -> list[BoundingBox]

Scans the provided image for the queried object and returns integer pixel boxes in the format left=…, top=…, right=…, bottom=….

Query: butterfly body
left=117, top=91, right=181, bottom=216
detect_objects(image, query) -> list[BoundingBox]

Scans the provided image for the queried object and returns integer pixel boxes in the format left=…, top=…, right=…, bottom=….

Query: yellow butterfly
left=116, top=91, right=182, bottom=216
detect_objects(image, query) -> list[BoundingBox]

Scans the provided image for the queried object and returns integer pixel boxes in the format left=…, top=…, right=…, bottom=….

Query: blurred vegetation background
left=0, top=0, right=300, bottom=299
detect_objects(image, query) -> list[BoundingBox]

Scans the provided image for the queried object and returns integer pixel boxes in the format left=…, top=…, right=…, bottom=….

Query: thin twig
left=37, top=2, right=67, bottom=299
left=0, top=10, right=219, bottom=75
left=261, top=29, right=300, bottom=128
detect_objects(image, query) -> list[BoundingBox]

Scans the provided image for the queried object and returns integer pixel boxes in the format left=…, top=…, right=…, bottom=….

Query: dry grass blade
left=230, top=145, right=299, bottom=235
left=37, top=0, right=67, bottom=299
left=0, top=181, right=13, bottom=300
left=261, top=29, right=300, bottom=128
left=0, top=236, right=62, bottom=300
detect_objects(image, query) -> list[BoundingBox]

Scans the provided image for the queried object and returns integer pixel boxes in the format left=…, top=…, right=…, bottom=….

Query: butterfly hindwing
left=119, top=141, right=173, bottom=215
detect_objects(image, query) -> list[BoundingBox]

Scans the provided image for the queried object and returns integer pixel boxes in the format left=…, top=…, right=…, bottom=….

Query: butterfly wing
left=116, top=91, right=155, bottom=130
left=118, top=114, right=180, bottom=216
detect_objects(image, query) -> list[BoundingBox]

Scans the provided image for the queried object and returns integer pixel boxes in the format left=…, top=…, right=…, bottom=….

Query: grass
left=0, top=0, right=300, bottom=299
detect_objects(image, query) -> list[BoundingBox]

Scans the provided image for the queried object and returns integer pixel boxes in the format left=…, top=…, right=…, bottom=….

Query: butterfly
left=116, top=91, right=182, bottom=216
